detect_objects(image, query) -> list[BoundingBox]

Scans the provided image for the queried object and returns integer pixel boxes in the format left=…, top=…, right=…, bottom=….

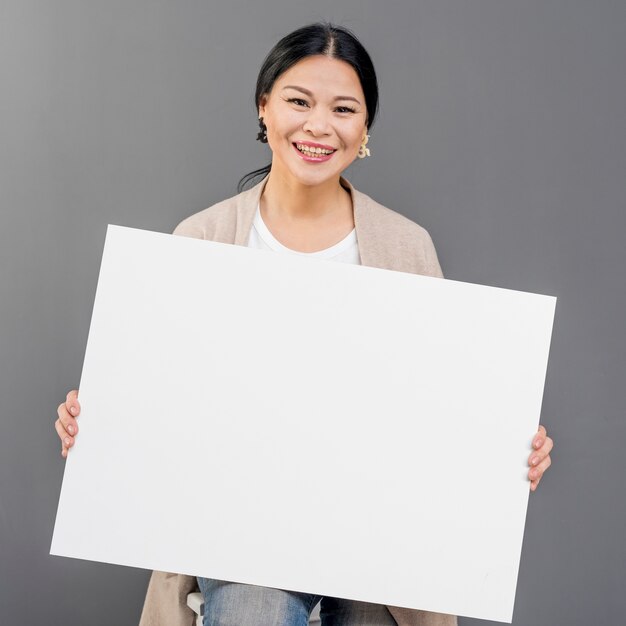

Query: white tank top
left=246, top=203, right=361, bottom=265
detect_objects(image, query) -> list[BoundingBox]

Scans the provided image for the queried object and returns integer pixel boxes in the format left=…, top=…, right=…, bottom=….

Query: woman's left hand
left=528, top=424, right=553, bottom=491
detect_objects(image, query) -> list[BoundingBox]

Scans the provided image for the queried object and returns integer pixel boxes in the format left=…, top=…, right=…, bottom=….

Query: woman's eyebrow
left=282, top=85, right=361, bottom=105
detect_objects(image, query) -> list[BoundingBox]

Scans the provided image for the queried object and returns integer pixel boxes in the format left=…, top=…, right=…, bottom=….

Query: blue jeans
left=197, top=577, right=397, bottom=626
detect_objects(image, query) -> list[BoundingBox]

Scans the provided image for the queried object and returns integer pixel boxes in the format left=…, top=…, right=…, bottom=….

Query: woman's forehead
left=275, top=56, right=363, bottom=96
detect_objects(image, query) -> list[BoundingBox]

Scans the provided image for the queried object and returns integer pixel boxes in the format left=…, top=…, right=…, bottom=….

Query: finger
left=530, top=472, right=544, bottom=490
left=61, top=444, right=68, bottom=459
left=528, top=455, right=551, bottom=482
left=528, top=436, right=554, bottom=466
left=57, top=402, right=79, bottom=437
left=65, top=389, right=81, bottom=419
left=532, top=425, right=548, bottom=450
left=529, top=465, right=547, bottom=491
left=55, top=418, right=75, bottom=448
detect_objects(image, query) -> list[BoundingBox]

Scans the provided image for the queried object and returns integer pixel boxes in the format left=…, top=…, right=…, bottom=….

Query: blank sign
left=51, top=225, right=556, bottom=622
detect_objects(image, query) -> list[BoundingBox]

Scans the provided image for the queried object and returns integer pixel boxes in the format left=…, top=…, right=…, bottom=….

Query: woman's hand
left=528, top=424, right=553, bottom=491
left=55, top=389, right=81, bottom=458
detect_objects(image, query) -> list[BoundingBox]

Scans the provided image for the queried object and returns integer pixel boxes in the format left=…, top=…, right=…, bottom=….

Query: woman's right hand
left=56, top=389, right=81, bottom=458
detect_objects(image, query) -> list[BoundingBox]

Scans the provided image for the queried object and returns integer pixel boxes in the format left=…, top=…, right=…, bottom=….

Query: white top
left=247, top=203, right=361, bottom=265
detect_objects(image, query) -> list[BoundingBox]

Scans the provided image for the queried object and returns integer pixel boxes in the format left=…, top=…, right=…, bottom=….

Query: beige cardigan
left=138, top=173, right=457, bottom=626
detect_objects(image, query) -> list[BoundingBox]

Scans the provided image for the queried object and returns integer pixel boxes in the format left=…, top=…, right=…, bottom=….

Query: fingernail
left=70, top=406, right=77, bottom=415
left=68, top=425, right=74, bottom=435
left=532, top=456, right=539, bottom=465
left=534, top=439, right=542, bottom=448
left=64, top=437, right=71, bottom=446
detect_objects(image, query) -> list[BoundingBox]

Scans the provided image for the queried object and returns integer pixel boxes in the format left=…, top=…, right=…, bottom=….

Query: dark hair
left=237, top=21, right=379, bottom=193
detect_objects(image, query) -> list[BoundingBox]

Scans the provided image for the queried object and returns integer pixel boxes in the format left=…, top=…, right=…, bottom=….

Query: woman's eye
left=286, top=98, right=355, bottom=114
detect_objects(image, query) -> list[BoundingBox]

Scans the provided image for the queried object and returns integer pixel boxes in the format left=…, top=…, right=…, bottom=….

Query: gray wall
left=1, top=1, right=624, bottom=624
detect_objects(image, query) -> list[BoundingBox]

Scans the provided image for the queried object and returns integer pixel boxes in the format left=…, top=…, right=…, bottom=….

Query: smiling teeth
left=296, top=143, right=334, bottom=155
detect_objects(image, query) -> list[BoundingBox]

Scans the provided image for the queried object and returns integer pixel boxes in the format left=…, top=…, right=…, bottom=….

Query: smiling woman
left=54, top=19, right=554, bottom=626
left=260, top=56, right=368, bottom=183
left=254, top=53, right=371, bottom=254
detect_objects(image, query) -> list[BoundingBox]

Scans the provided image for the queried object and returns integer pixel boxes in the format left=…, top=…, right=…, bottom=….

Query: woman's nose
left=302, top=107, right=331, bottom=136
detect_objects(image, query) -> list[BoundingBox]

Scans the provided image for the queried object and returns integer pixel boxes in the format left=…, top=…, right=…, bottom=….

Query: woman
left=54, top=21, right=554, bottom=626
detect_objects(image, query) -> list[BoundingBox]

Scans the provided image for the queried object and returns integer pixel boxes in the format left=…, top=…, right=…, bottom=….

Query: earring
left=257, top=117, right=268, bottom=143
left=357, top=133, right=371, bottom=158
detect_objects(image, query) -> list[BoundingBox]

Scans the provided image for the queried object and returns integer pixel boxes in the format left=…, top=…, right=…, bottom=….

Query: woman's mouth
left=292, top=142, right=336, bottom=162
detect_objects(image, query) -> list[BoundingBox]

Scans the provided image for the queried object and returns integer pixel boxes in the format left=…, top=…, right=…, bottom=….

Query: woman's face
left=258, top=55, right=368, bottom=188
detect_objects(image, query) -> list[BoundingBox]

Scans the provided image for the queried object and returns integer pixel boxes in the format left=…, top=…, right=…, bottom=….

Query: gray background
left=1, top=1, right=624, bottom=624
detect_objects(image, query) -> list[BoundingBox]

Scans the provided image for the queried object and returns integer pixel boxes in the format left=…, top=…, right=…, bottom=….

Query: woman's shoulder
left=350, top=185, right=444, bottom=277
left=352, top=185, right=433, bottom=242
left=171, top=188, right=250, bottom=242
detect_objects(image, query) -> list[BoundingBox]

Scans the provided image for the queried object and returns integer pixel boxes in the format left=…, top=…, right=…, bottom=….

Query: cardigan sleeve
left=172, top=218, right=205, bottom=240
left=422, top=230, right=445, bottom=279
left=138, top=571, right=198, bottom=626
left=387, top=605, right=458, bottom=626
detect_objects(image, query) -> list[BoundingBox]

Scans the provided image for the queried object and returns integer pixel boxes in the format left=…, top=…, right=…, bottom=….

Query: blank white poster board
left=51, top=225, right=556, bottom=623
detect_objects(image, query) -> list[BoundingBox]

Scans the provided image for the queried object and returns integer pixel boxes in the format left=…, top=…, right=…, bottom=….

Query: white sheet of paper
left=51, top=225, right=556, bottom=623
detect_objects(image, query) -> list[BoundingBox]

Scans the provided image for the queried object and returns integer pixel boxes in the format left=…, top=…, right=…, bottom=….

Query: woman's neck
left=260, top=168, right=351, bottom=223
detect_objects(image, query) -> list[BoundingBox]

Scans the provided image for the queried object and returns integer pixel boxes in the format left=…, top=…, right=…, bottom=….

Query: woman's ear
left=258, top=95, right=268, bottom=119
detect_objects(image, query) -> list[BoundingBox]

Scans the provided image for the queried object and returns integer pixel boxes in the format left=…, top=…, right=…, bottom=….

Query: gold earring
left=357, top=134, right=371, bottom=159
